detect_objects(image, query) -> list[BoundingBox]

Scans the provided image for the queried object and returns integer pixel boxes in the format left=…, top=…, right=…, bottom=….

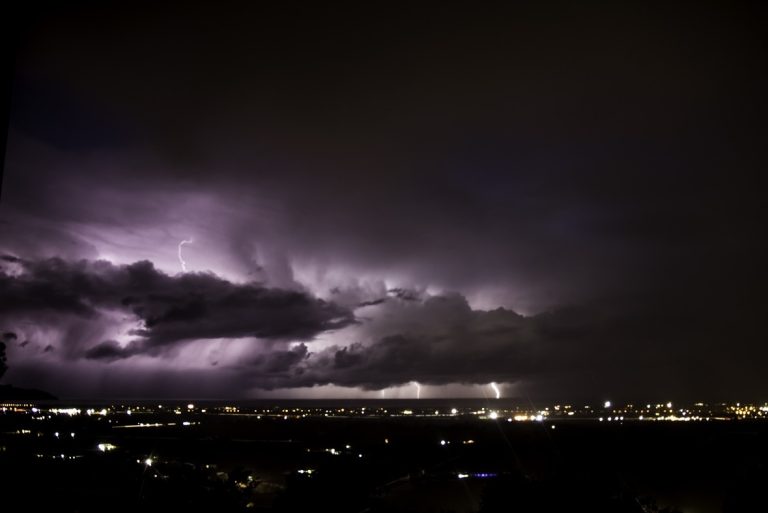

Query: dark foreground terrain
left=1, top=401, right=766, bottom=512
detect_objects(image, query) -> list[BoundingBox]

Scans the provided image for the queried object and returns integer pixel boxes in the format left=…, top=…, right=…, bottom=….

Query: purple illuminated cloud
left=0, top=256, right=355, bottom=361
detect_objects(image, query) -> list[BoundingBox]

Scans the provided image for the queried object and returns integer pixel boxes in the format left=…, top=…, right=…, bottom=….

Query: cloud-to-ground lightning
left=414, top=381, right=421, bottom=399
left=177, top=238, right=193, bottom=272
left=490, top=382, right=501, bottom=399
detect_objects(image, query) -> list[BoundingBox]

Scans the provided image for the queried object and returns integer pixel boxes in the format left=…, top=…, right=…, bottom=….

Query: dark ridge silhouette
left=0, top=384, right=57, bottom=401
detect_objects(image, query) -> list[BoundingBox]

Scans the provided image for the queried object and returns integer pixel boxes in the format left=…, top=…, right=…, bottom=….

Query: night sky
left=1, top=2, right=766, bottom=400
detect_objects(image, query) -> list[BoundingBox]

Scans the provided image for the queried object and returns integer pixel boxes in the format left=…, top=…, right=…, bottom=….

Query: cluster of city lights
left=3, top=401, right=768, bottom=425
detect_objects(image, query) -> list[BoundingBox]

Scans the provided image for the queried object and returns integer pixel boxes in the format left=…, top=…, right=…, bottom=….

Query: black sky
left=0, top=1, right=766, bottom=400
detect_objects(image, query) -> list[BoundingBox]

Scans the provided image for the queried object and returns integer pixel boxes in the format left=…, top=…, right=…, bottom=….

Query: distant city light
left=489, top=411, right=499, bottom=420
left=51, top=408, right=81, bottom=416
left=145, top=458, right=153, bottom=466
left=604, top=401, right=612, bottom=408
left=457, top=472, right=496, bottom=479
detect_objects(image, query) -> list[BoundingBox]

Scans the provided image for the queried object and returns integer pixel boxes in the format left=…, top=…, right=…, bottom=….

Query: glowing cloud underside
left=177, top=239, right=193, bottom=272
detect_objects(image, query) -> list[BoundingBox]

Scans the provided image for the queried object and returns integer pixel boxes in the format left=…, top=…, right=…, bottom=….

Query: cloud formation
left=226, top=293, right=605, bottom=392
left=1, top=2, right=766, bottom=399
left=0, top=256, right=354, bottom=359
left=1, top=253, right=766, bottom=401
left=0, top=255, right=604, bottom=394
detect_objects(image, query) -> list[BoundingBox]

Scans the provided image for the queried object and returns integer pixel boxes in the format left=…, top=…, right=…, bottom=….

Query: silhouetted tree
left=0, top=332, right=17, bottom=381
left=0, top=341, right=7, bottom=381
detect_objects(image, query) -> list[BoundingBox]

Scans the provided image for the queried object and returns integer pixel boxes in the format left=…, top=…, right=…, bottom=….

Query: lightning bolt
left=178, top=239, right=193, bottom=272
left=490, top=382, right=501, bottom=399
left=414, top=381, right=421, bottom=399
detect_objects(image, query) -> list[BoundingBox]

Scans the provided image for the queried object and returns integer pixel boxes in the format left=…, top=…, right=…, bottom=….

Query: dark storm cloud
left=0, top=257, right=355, bottom=358
left=7, top=1, right=764, bottom=314
left=230, top=293, right=596, bottom=391
left=356, top=298, right=387, bottom=308
left=83, top=340, right=124, bottom=361
left=1, top=1, right=766, bottom=399
left=218, top=287, right=768, bottom=400
left=249, top=343, right=309, bottom=374
left=387, top=289, right=421, bottom=302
